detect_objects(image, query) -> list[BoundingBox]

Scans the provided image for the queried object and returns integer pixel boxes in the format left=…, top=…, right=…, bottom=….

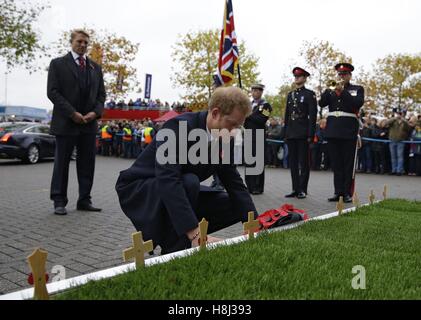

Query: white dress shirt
left=71, top=51, right=87, bottom=66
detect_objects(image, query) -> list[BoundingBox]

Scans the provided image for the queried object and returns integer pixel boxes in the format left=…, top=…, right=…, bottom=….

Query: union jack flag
left=216, top=0, right=239, bottom=86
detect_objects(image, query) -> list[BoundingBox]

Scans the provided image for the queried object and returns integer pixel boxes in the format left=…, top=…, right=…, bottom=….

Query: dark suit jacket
left=47, top=52, right=106, bottom=136
left=116, top=111, right=257, bottom=246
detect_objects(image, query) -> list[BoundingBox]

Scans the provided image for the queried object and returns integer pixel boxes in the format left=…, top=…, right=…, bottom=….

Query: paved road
left=1, top=156, right=420, bottom=294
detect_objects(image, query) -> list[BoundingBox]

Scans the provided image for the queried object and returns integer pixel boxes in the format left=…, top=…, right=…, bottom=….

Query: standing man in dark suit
left=244, top=84, right=272, bottom=195
left=319, top=63, right=365, bottom=203
left=116, top=87, right=258, bottom=254
left=284, top=68, right=318, bottom=199
left=47, top=29, right=106, bottom=215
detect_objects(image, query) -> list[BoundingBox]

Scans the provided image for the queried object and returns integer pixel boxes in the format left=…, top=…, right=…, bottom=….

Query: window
left=26, top=126, right=42, bottom=134
left=0, top=124, right=28, bottom=133
left=39, top=126, right=51, bottom=134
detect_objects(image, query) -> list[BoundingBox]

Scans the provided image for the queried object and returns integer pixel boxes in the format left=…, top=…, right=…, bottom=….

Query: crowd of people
left=96, top=119, right=160, bottom=159
left=105, top=98, right=189, bottom=113
left=96, top=109, right=421, bottom=177
left=265, top=111, right=421, bottom=177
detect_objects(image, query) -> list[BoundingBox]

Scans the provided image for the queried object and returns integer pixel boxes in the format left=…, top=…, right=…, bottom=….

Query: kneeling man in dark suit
left=116, top=87, right=258, bottom=254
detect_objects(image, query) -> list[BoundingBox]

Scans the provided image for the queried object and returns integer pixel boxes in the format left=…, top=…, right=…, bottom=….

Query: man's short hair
left=70, top=29, right=90, bottom=43
left=209, top=87, right=251, bottom=116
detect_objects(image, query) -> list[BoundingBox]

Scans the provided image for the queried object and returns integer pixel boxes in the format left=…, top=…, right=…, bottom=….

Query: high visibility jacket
left=144, top=127, right=154, bottom=144
left=101, top=125, right=112, bottom=140
left=123, top=128, right=133, bottom=142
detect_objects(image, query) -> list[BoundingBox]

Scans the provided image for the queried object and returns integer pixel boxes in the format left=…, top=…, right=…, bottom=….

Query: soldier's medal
left=300, top=96, right=305, bottom=103
left=349, top=90, right=358, bottom=97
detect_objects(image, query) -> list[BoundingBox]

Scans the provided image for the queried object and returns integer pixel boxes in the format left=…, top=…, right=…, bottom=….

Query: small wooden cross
left=199, top=218, right=209, bottom=251
left=353, top=192, right=361, bottom=208
left=369, top=190, right=376, bottom=205
left=27, top=248, right=49, bottom=300
left=383, top=185, right=388, bottom=200
left=243, top=212, right=260, bottom=240
left=123, top=232, right=153, bottom=269
left=337, top=196, right=345, bottom=215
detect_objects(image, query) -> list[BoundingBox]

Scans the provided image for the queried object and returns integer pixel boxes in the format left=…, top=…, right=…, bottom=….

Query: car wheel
left=24, top=144, right=40, bottom=164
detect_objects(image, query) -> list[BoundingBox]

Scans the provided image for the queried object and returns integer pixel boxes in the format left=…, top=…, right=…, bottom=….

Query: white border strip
left=0, top=202, right=376, bottom=300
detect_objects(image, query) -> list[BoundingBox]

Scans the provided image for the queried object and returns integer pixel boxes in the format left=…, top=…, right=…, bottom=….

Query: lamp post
left=4, top=71, right=7, bottom=107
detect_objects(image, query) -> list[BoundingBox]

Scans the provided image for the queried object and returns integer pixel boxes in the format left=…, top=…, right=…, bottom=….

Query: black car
left=0, top=122, right=76, bottom=164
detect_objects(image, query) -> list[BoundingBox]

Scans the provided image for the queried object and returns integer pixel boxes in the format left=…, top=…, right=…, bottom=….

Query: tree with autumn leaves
left=52, top=28, right=141, bottom=100
left=171, top=29, right=260, bottom=110
left=272, top=40, right=420, bottom=117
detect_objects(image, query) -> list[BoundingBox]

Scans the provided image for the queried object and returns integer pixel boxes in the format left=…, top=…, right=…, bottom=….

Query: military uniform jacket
left=319, top=83, right=365, bottom=139
left=244, top=99, right=272, bottom=131
left=115, top=111, right=257, bottom=247
left=284, top=86, right=318, bottom=140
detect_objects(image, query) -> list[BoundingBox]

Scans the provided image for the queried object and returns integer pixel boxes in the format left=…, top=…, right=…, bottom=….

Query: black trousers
left=327, top=138, right=357, bottom=197
left=245, top=168, right=265, bottom=194
left=102, top=140, right=112, bottom=156
left=161, top=173, right=245, bottom=254
left=50, top=134, right=97, bottom=207
left=287, top=139, right=310, bottom=194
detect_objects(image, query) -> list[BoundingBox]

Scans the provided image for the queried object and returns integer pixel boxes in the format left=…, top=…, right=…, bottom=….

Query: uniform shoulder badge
left=262, top=104, right=272, bottom=117
left=262, top=109, right=271, bottom=117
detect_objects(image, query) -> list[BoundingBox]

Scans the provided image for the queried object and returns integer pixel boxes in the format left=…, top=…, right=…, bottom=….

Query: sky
left=0, top=0, right=420, bottom=110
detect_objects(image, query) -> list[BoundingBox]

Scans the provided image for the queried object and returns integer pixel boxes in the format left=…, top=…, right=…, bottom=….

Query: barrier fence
left=267, top=138, right=421, bottom=145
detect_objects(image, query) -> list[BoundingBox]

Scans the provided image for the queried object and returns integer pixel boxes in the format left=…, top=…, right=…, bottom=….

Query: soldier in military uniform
left=244, top=84, right=272, bottom=195
left=319, top=63, right=365, bottom=203
left=284, top=68, right=318, bottom=199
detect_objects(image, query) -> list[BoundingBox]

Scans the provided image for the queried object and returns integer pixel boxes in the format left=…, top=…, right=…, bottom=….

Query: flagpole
left=237, top=64, right=243, bottom=89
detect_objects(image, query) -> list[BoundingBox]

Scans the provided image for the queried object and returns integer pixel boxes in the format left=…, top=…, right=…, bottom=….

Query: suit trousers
left=50, top=134, right=97, bottom=207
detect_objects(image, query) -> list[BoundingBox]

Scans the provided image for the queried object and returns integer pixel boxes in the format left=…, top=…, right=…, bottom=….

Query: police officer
left=319, top=63, right=365, bottom=203
left=244, top=84, right=272, bottom=195
left=284, top=67, right=318, bottom=199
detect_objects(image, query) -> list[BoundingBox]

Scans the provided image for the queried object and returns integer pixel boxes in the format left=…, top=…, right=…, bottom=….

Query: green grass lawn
left=56, top=199, right=421, bottom=300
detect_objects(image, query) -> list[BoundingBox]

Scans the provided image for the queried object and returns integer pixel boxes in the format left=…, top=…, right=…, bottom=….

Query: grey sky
left=0, top=0, right=420, bottom=110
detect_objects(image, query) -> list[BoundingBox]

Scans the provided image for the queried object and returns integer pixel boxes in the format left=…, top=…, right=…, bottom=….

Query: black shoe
left=297, top=192, right=307, bottom=199
left=54, top=207, right=67, bottom=216
left=343, top=195, right=353, bottom=203
left=77, top=204, right=102, bottom=212
left=212, top=184, right=225, bottom=192
left=328, top=195, right=340, bottom=202
left=285, top=192, right=298, bottom=198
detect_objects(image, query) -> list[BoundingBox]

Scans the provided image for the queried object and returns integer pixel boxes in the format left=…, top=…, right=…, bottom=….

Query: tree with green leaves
left=0, top=0, right=48, bottom=71
left=171, top=29, right=260, bottom=109
left=52, top=28, right=141, bottom=100
left=299, top=40, right=352, bottom=96
left=265, top=83, right=295, bottom=119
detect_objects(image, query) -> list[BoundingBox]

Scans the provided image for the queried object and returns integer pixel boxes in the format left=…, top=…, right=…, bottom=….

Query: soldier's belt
left=327, top=111, right=358, bottom=119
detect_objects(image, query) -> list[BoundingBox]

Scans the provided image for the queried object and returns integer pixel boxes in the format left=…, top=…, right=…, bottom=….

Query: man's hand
left=83, top=112, right=98, bottom=123
left=71, top=112, right=87, bottom=125
left=187, top=227, right=223, bottom=248
left=191, top=235, right=223, bottom=248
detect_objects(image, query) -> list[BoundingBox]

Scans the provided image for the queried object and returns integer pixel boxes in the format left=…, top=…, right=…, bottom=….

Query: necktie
left=78, top=56, right=86, bottom=70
